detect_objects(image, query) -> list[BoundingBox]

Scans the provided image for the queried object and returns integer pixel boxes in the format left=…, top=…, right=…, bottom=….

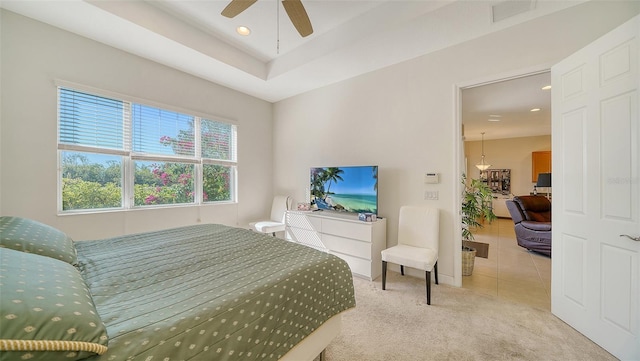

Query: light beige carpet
left=322, top=272, right=615, bottom=361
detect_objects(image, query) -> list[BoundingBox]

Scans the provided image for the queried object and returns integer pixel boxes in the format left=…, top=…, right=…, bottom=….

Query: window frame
left=56, top=81, right=238, bottom=214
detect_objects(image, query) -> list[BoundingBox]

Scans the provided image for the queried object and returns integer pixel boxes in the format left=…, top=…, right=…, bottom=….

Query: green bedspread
left=74, top=224, right=355, bottom=360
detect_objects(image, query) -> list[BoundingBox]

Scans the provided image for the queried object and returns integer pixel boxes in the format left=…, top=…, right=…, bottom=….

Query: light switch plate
left=424, top=191, right=439, bottom=200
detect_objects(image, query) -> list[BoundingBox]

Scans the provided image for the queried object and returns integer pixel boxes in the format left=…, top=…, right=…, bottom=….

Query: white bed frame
left=279, top=313, right=343, bottom=361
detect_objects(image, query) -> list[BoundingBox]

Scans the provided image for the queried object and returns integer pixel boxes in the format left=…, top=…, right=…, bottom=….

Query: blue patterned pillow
left=0, top=217, right=77, bottom=265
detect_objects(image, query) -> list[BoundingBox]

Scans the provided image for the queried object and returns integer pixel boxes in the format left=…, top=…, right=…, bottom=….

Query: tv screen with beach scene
left=310, top=166, right=378, bottom=215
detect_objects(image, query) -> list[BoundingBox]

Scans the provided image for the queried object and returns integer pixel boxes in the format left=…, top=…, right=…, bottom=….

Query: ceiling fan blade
left=281, top=0, right=313, bottom=37
left=221, top=0, right=258, bottom=18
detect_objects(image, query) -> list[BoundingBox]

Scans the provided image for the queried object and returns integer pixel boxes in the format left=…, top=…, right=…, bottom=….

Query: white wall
left=273, top=1, right=640, bottom=285
left=465, top=135, right=552, bottom=196
left=0, top=10, right=274, bottom=240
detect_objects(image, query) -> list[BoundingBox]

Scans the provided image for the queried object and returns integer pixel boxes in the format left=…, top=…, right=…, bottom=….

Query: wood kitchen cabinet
left=532, top=151, right=551, bottom=182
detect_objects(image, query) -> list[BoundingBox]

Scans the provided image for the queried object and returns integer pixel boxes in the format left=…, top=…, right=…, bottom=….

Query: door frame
left=452, top=64, right=552, bottom=287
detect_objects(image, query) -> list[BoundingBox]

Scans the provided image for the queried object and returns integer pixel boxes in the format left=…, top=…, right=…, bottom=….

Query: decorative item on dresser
left=285, top=211, right=386, bottom=281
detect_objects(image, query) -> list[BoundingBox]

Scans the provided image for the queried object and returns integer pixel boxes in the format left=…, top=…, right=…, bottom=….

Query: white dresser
left=285, top=211, right=387, bottom=281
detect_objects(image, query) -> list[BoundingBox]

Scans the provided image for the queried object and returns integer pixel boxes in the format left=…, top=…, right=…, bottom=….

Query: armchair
left=505, top=196, right=551, bottom=257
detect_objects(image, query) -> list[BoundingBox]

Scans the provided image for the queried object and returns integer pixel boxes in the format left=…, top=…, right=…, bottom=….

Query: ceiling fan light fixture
left=236, top=26, right=251, bottom=36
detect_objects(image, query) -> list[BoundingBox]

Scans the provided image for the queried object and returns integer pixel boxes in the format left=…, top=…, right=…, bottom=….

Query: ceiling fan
left=221, top=0, right=314, bottom=38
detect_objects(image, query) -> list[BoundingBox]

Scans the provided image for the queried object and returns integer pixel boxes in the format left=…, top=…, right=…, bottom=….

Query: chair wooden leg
left=382, top=261, right=387, bottom=290
left=425, top=270, right=431, bottom=305
left=400, top=265, right=404, bottom=276
left=434, top=261, right=439, bottom=285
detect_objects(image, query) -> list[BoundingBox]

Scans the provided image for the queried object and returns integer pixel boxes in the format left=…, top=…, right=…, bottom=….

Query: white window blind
left=132, top=104, right=195, bottom=157
left=59, top=88, right=126, bottom=151
left=201, top=118, right=237, bottom=162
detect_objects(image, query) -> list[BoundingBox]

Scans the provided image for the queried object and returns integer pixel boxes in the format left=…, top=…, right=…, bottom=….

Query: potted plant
left=461, top=174, right=497, bottom=276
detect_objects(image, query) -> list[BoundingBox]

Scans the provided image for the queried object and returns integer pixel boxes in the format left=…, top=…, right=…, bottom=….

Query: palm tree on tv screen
left=372, top=166, right=378, bottom=192
left=322, top=167, right=344, bottom=199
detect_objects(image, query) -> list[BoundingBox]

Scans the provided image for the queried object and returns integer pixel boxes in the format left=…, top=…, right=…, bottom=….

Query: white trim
left=202, top=159, right=237, bottom=166
left=453, top=83, right=463, bottom=288
left=456, top=63, right=553, bottom=90
left=124, top=156, right=133, bottom=209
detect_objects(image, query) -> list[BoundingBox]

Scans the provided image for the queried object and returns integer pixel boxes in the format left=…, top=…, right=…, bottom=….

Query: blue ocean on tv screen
left=310, top=166, right=378, bottom=214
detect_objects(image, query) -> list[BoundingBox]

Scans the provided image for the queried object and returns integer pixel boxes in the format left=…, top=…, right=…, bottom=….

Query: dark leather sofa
left=505, top=195, right=551, bottom=257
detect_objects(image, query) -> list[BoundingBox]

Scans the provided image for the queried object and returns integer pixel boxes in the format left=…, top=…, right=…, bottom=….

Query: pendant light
left=475, top=132, right=491, bottom=171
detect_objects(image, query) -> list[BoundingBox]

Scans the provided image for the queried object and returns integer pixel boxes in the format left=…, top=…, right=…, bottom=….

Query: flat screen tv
left=310, top=165, right=378, bottom=215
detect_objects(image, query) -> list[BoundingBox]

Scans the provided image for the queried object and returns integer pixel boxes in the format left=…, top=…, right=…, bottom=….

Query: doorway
left=458, top=71, right=552, bottom=310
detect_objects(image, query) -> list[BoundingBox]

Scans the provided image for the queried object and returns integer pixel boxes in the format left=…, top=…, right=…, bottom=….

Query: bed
left=0, top=216, right=355, bottom=361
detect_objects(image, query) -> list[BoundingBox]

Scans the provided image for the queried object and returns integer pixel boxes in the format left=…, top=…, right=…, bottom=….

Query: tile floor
left=462, top=217, right=551, bottom=311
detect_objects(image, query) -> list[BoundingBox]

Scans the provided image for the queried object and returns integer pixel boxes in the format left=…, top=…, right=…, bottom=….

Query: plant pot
left=462, top=246, right=476, bottom=276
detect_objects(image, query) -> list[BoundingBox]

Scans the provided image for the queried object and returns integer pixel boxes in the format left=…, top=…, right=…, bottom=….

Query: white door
left=551, top=15, right=639, bottom=360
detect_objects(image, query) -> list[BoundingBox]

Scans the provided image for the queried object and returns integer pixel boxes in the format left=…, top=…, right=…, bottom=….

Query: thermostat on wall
left=424, top=173, right=440, bottom=184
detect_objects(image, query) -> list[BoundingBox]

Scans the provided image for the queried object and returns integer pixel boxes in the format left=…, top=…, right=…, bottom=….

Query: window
left=58, top=86, right=237, bottom=212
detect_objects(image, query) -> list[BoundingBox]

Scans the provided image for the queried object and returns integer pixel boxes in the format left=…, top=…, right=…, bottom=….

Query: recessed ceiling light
left=488, top=118, right=501, bottom=122
left=530, top=108, right=541, bottom=112
left=541, top=85, right=552, bottom=90
left=236, top=26, right=251, bottom=36
left=488, top=114, right=501, bottom=121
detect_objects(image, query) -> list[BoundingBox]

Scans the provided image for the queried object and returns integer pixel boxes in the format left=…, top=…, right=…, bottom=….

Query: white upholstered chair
left=249, top=195, right=292, bottom=236
left=381, top=206, right=439, bottom=305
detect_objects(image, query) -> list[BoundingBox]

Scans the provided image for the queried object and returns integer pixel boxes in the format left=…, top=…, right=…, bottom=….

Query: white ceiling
left=1, top=0, right=578, bottom=139
left=462, top=72, right=551, bottom=141
left=152, top=0, right=393, bottom=62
